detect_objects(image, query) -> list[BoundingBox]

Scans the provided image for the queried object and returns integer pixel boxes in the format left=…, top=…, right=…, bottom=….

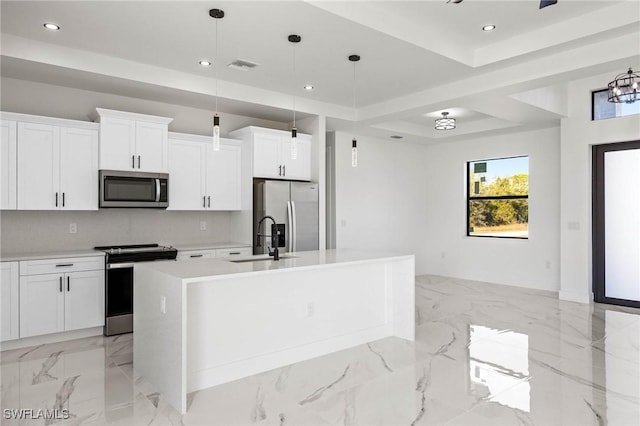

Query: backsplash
left=0, top=209, right=252, bottom=254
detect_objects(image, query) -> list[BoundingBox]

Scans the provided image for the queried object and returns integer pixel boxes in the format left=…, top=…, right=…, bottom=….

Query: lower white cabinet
left=215, top=247, right=252, bottom=258
left=1, top=262, right=19, bottom=341
left=177, top=246, right=252, bottom=261
left=176, top=249, right=216, bottom=261
left=19, top=257, right=104, bottom=338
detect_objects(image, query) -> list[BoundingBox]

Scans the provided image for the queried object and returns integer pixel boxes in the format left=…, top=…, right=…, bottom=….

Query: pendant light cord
left=215, top=16, right=219, bottom=113
left=352, top=60, right=356, bottom=134
left=292, top=41, right=296, bottom=128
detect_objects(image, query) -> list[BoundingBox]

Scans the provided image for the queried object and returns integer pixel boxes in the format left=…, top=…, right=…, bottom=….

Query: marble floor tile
left=2, top=275, right=639, bottom=425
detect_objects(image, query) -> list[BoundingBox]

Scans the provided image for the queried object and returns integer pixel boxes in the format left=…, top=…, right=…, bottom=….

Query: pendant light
left=209, top=8, right=224, bottom=151
left=435, top=112, right=456, bottom=130
left=288, top=34, right=301, bottom=160
left=349, top=54, right=360, bottom=167
left=608, top=68, right=639, bottom=104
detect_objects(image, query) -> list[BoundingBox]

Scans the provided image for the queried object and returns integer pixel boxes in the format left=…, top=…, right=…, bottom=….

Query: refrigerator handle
left=291, top=201, right=297, bottom=252
left=287, top=201, right=294, bottom=252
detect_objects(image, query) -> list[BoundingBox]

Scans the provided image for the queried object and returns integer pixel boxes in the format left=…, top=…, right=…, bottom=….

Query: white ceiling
left=1, top=0, right=639, bottom=144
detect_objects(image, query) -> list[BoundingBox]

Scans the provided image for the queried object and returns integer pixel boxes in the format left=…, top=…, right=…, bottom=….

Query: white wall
left=423, top=127, right=561, bottom=291
left=332, top=131, right=430, bottom=274
left=0, top=77, right=292, bottom=254
left=560, top=71, right=640, bottom=303
left=1, top=77, right=289, bottom=136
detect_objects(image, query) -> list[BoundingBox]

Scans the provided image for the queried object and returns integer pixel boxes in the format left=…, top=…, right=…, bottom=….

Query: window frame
left=466, top=155, right=529, bottom=240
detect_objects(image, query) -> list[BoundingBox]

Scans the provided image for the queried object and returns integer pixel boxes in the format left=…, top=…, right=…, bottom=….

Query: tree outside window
left=467, top=156, right=529, bottom=239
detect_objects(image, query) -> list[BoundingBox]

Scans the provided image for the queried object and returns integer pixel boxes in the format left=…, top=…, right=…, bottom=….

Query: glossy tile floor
left=2, top=275, right=639, bottom=425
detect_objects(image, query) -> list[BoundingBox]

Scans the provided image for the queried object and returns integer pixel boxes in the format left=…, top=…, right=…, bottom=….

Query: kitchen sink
left=229, top=255, right=298, bottom=263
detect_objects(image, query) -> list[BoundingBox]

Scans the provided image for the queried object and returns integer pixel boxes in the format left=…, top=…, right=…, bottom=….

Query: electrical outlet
left=69, top=223, right=77, bottom=234
left=545, top=260, right=551, bottom=269
left=200, top=221, right=207, bottom=231
left=341, top=220, right=347, bottom=227
left=306, top=302, right=315, bottom=317
left=441, top=251, right=446, bottom=259
left=160, top=296, right=166, bottom=314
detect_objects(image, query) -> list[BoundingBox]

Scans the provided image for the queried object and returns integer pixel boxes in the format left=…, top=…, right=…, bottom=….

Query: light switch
left=160, top=296, right=166, bottom=314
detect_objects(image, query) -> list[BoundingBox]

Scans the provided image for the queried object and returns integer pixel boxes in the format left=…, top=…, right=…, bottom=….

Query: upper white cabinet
left=1, top=262, right=19, bottom=342
left=11, top=114, right=99, bottom=210
left=95, top=108, right=173, bottom=173
left=168, top=133, right=243, bottom=211
left=0, top=120, right=17, bottom=210
left=229, top=126, right=311, bottom=181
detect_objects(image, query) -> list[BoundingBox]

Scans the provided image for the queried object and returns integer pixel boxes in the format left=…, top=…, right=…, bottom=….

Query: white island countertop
left=137, top=249, right=413, bottom=282
left=134, top=248, right=415, bottom=414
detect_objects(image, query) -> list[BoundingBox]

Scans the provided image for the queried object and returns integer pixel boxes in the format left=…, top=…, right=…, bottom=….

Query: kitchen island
left=133, top=249, right=415, bottom=414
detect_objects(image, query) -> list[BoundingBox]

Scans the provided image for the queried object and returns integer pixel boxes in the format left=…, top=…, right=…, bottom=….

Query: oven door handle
left=155, top=178, right=161, bottom=202
left=107, top=263, right=135, bottom=269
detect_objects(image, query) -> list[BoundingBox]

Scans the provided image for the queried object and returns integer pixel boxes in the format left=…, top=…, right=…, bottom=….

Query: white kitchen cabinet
left=1, top=262, right=19, bottom=341
left=229, top=126, right=311, bottom=181
left=16, top=120, right=98, bottom=210
left=168, top=133, right=242, bottom=211
left=0, top=120, right=17, bottom=210
left=19, top=256, right=104, bottom=338
left=176, top=246, right=251, bottom=261
left=176, top=249, right=216, bottom=261
left=215, top=247, right=252, bottom=258
left=96, top=108, right=173, bottom=173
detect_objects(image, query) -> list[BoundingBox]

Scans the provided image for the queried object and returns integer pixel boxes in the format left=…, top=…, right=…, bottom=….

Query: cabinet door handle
left=283, top=165, right=286, bottom=176
left=59, top=276, right=63, bottom=292
left=132, top=155, right=135, bottom=168
left=62, top=192, right=65, bottom=207
left=138, top=155, right=141, bottom=169
left=278, top=165, right=282, bottom=176
left=208, top=196, right=211, bottom=208
left=55, top=192, right=58, bottom=207
left=67, top=276, right=70, bottom=292
left=55, top=263, right=74, bottom=267
left=190, top=254, right=203, bottom=258
left=203, top=196, right=206, bottom=208
left=229, top=252, right=240, bottom=255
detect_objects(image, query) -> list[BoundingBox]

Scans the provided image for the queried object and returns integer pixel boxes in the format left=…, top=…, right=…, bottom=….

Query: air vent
left=228, top=59, right=260, bottom=71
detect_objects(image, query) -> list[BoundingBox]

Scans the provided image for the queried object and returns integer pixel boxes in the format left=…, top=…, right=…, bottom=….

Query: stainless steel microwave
left=99, top=170, right=169, bottom=208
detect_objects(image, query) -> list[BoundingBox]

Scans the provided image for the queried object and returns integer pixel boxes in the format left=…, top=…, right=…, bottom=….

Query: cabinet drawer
left=20, top=256, right=104, bottom=276
left=176, top=250, right=216, bottom=261
left=215, top=247, right=252, bottom=258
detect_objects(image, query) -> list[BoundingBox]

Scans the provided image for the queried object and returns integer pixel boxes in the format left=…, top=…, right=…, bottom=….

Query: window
left=592, top=89, right=640, bottom=120
left=467, top=156, right=529, bottom=239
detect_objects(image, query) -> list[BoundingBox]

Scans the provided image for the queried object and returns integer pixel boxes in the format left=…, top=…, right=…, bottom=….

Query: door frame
left=592, top=139, right=640, bottom=308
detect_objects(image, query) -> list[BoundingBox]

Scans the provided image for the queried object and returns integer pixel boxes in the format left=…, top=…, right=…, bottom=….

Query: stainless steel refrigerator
left=253, top=179, right=319, bottom=254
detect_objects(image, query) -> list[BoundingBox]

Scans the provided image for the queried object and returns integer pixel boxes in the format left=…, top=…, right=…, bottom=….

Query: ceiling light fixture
left=435, top=112, right=456, bottom=130
left=199, top=60, right=211, bottom=67
left=43, top=23, right=60, bottom=31
left=303, top=85, right=314, bottom=91
left=482, top=24, right=496, bottom=32
left=349, top=54, right=361, bottom=168
left=289, top=34, right=302, bottom=160
left=608, top=68, right=639, bottom=104
left=209, top=8, right=224, bottom=151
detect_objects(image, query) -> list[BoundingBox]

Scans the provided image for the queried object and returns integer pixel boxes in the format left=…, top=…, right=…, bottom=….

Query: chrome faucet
left=256, top=215, right=280, bottom=260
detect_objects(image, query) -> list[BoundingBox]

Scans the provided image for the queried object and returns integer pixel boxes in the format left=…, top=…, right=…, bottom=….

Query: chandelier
left=435, top=112, right=456, bottom=130
left=608, top=68, right=639, bottom=104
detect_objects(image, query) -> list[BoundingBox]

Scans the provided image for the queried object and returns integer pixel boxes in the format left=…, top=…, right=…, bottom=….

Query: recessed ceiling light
left=303, top=85, right=314, bottom=91
left=43, top=22, right=60, bottom=31
left=482, top=24, right=496, bottom=32
left=199, top=60, right=211, bottom=67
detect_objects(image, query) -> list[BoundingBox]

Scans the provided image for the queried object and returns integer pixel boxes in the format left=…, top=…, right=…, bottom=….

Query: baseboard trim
left=0, top=327, right=103, bottom=351
left=559, top=289, right=592, bottom=304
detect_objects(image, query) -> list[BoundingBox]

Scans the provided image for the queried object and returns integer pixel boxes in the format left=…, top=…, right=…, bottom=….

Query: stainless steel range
left=95, top=243, right=177, bottom=336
